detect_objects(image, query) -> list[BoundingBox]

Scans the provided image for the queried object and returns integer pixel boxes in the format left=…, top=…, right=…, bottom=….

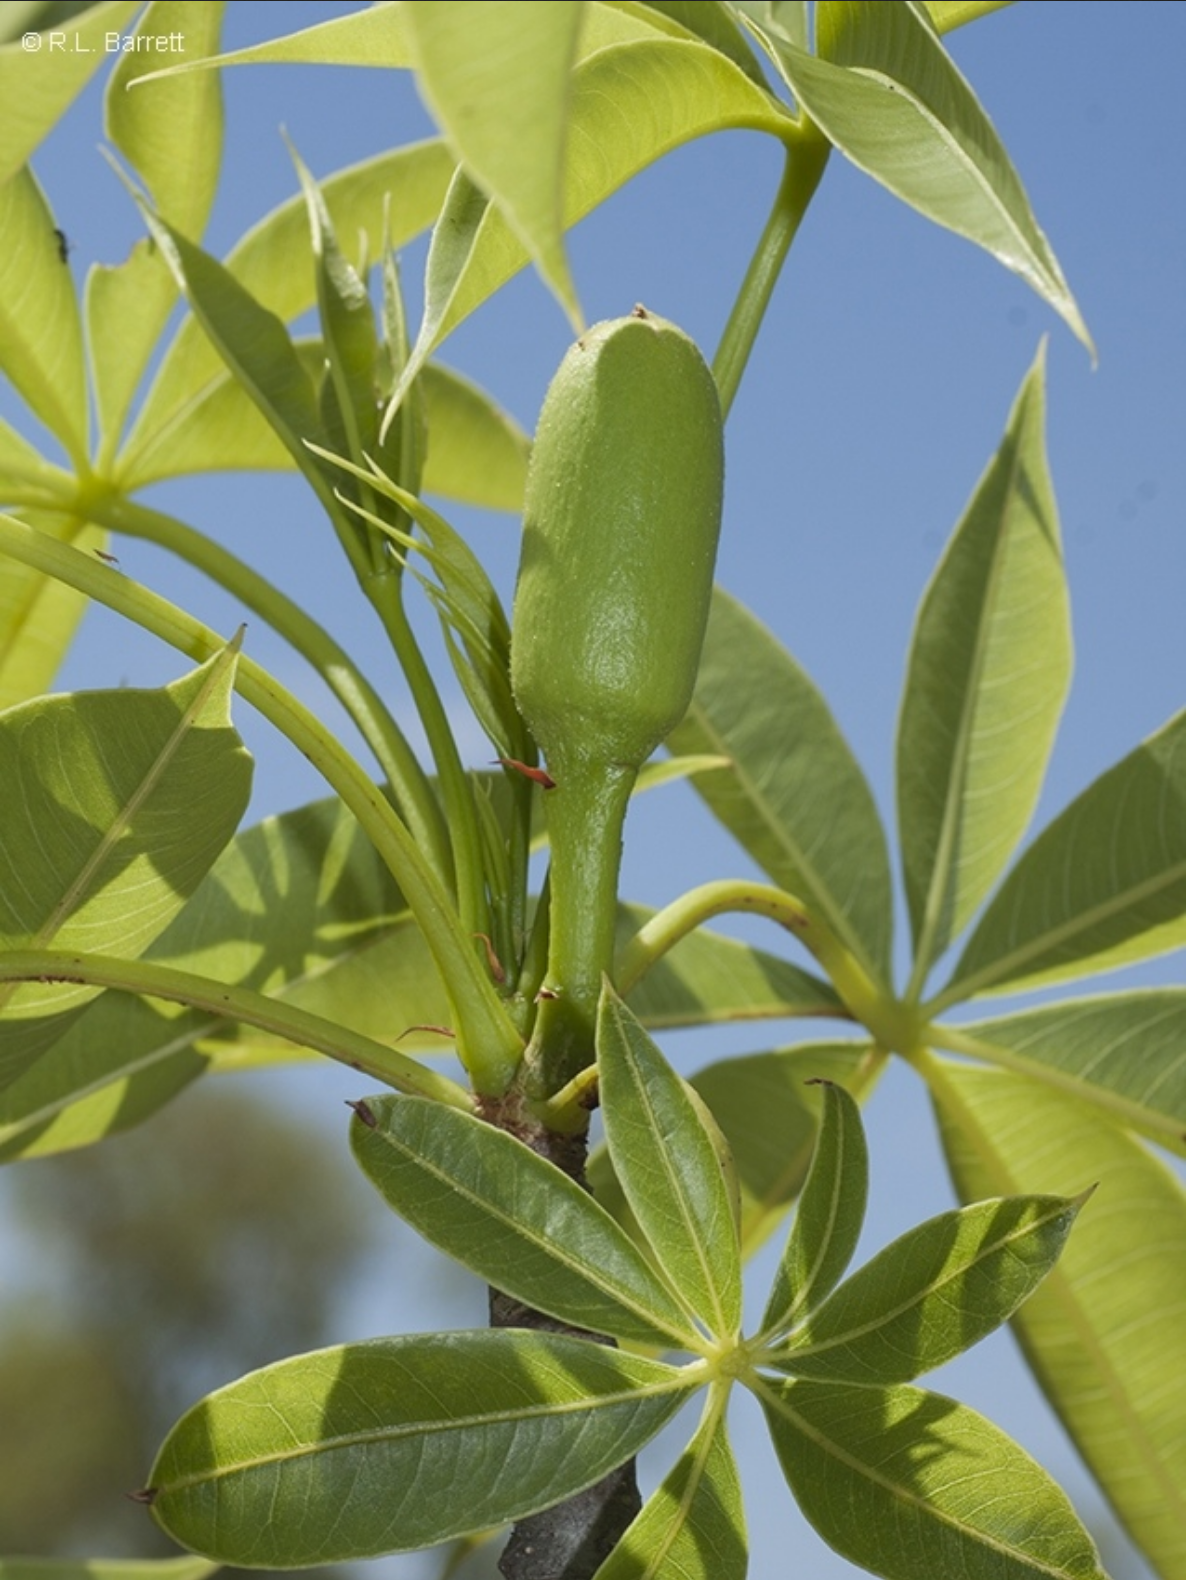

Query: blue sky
left=3, top=3, right=1185, bottom=1576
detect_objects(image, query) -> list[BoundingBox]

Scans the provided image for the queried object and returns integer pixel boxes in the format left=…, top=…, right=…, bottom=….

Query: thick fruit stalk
left=512, top=306, right=725, bottom=1095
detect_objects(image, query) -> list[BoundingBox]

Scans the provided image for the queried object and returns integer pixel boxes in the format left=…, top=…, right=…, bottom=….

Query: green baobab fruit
left=511, top=307, right=724, bottom=1094
left=512, top=305, right=724, bottom=774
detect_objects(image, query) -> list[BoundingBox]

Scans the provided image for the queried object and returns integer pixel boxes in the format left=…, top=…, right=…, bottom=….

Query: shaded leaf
left=898, top=345, right=1069, bottom=977
left=692, top=1043, right=869, bottom=1256
left=0, top=790, right=446, bottom=1160
left=762, top=1080, right=867, bottom=1336
left=933, top=1062, right=1186, bottom=1572
left=149, top=1332, right=695, bottom=1565
left=350, top=1092, right=702, bottom=1350
left=0, top=992, right=209, bottom=1162
left=0, top=166, right=89, bottom=461
left=0, top=643, right=251, bottom=1062
left=944, top=707, right=1186, bottom=1003
left=598, top=985, right=742, bottom=1340
left=0, top=1, right=141, bottom=184
left=771, top=1191, right=1082, bottom=1384
left=669, top=588, right=893, bottom=984
left=589, top=1042, right=870, bottom=1263
left=956, top=990, right=1186, bottom=1155
left=400, top=0, right=585, bottom=325
left=759, top=1376, right=1108, bottom=1579
left=591, top=1395, right=746, bottom=1579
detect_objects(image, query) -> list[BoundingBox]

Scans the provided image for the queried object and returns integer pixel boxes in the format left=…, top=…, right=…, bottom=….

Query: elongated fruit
left=511, top=307, right=724, bottom=1094
left=512, top=305, right=724, bottom=772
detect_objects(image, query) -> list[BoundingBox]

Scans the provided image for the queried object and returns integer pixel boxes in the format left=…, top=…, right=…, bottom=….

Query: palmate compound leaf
left=349, top=1094, right=703, bottom=1351
left=757, top=1376, right=1108, bottom=1580
left=767, top=1190, right=1085, bottom=1385
left=761, top=1079, right=868, bottom=1338
left=147, top=1332, right=696, bottom=1567
left=597, top=984, right=743, bottom=1343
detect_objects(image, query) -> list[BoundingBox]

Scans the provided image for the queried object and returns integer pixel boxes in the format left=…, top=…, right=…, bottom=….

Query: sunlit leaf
left=392, top=35, right=791, bottom=377
left=954, top=990, right=1186, bottom=1156
left=759, top=1375, right=1108, bottom=1579
left=0, top=416, right=71, bottom=500
left=922, top=0, right=1013, bottom=33
left=933, top=1062, right=1186, bottom=1572
left=898, top=346, right=1069, bottom=977
left=669, top=588, right=893, bottom=985
left=0, top=1, right=142, bottom=184
left=730, top=0, right=809, bottom=53
left=591, top=1396, right=745, bottom=1579
left=90, top=2, right=225, bottom=452
left=762, top=1080, right=867, bottom=1336
left=639, top=0, right=769, bottom=84
left=400, top=1, right=585, bottom=325
left=112, top=340, right=324, bottom=482
left=598, top=985, right=742, bottom=1340
left=0, top=1559, right=220, bottom=1580
left=350, top=1092, right=702, bottom=1349
left=135, top=208, right=326, bottom=482
left=943, top=707, right=1186, bottom=1003
left=421, top=362, right=529, bottom=509
left=618, top=904, right=842, bottom=1031
left=770, top=1191, right=1082, bottom=1383
left=149, top=1332, right=695, bottom=1565
left=0, top=166, right=89, bottom=462
left=758, top=1, right=1091, bottom=350
left=0, top=509, right=104, bottom=712
left=117, top=140, right=456, bottom=487
left=0, top=643, right=251, bottom=1064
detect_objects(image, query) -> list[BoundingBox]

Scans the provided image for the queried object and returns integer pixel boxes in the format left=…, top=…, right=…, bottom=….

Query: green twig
left=0, top=948, right=473, bottom=1108
left=712, top=125, right=830, bottom=419
left=84, top=491, right=453, bottom=881
left=0, top=513, right=524, bottom=1093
